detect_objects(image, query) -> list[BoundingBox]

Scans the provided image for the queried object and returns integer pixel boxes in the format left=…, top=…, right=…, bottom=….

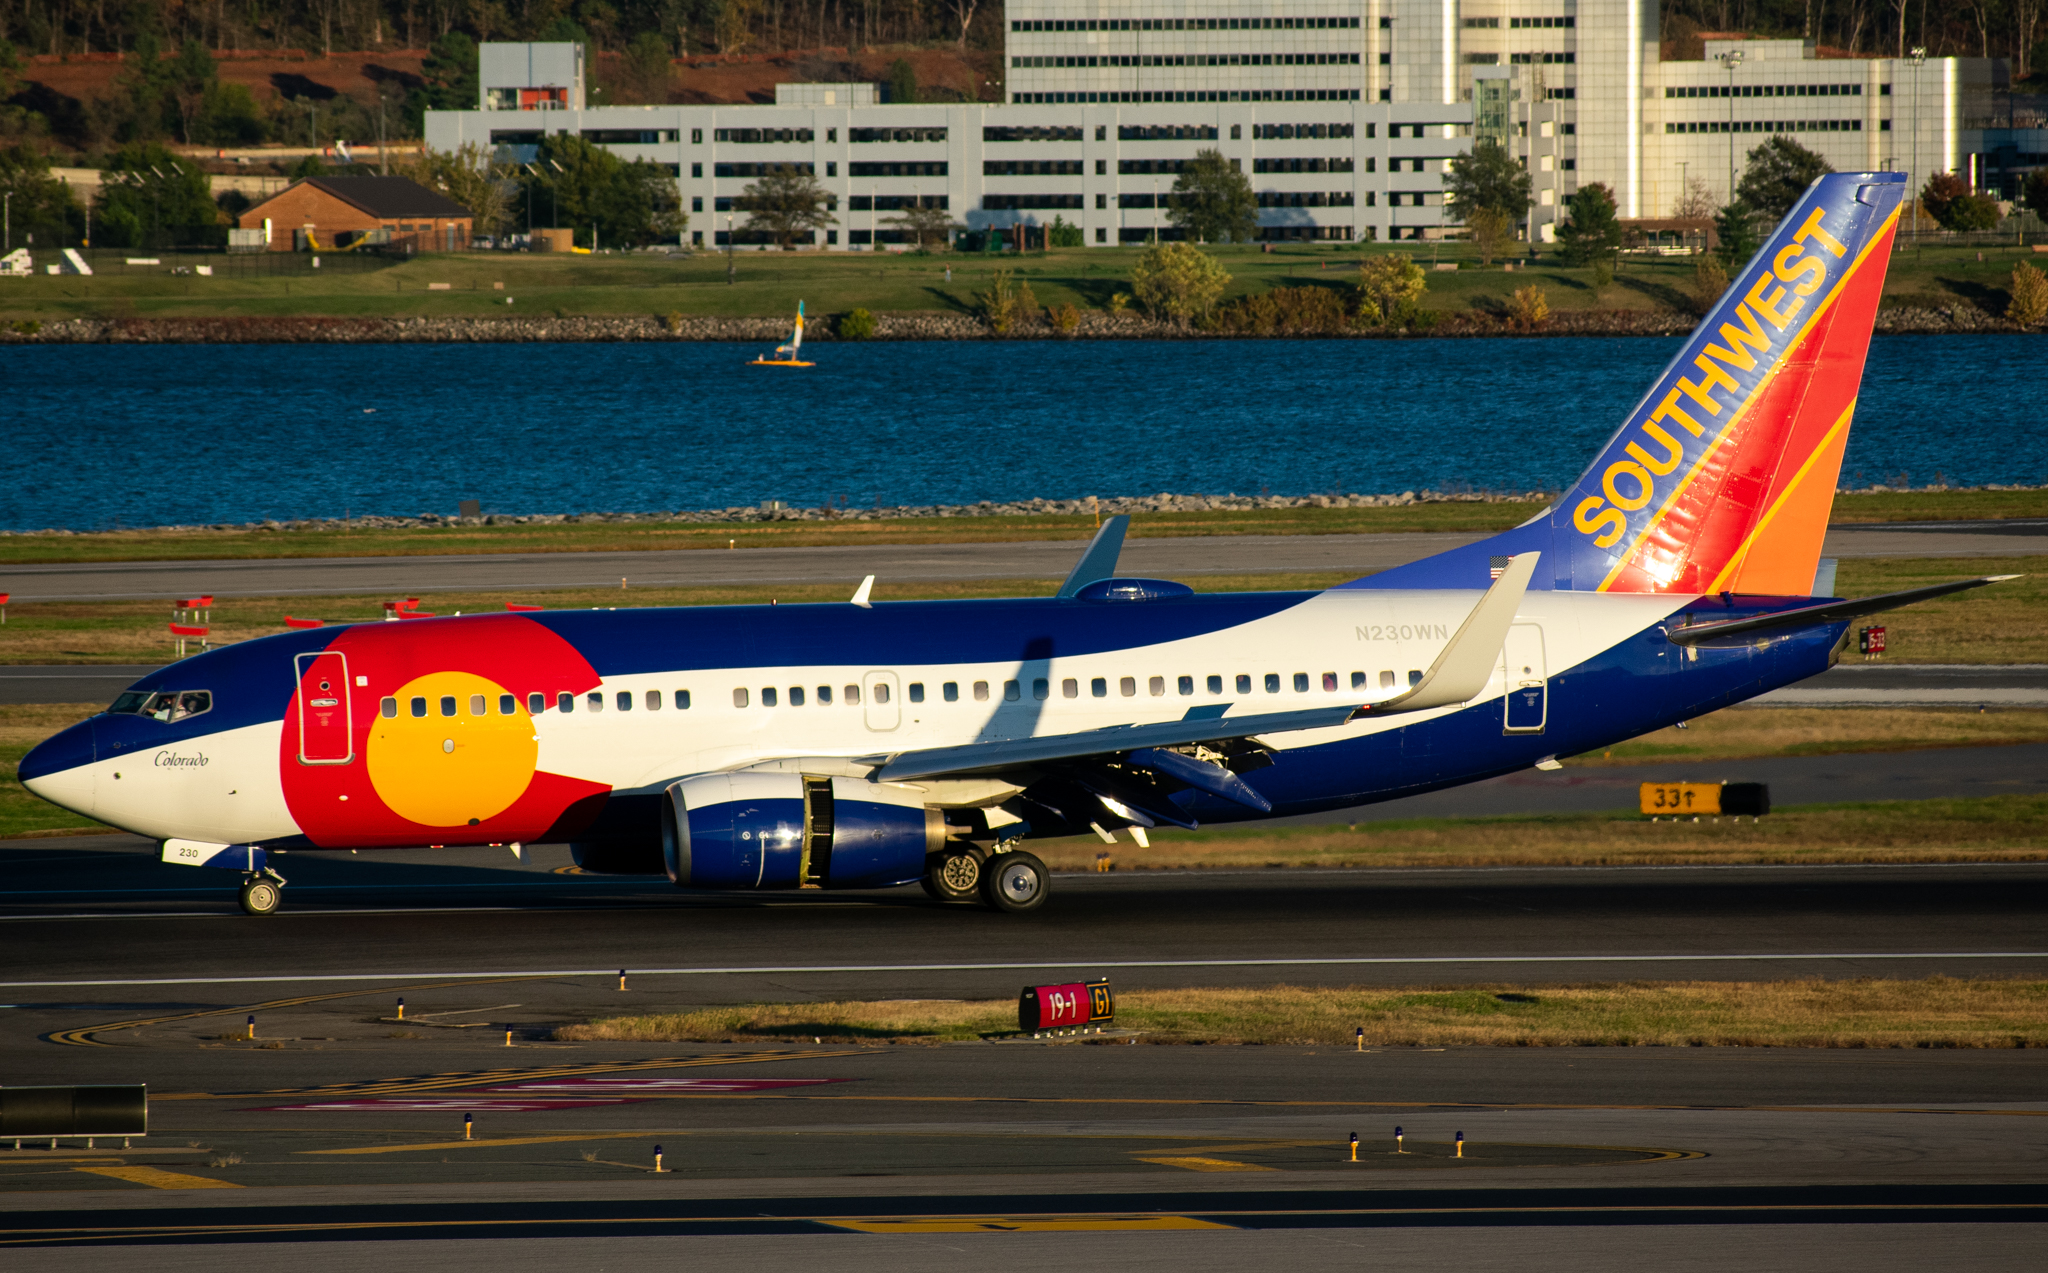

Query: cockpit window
left=116, top=690, right=211, bottom=722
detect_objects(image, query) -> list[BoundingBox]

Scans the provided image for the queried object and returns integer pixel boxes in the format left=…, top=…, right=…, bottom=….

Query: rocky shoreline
left=5, top=483, right=2038, bottom=539
left=0, top=304, right=2032, bottom=344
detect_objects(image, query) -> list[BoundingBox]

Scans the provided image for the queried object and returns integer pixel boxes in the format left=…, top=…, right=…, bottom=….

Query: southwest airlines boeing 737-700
left=19, top=170, right=2015, bottom=916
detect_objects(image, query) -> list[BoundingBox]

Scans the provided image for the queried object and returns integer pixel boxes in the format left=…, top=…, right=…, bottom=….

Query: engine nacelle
left=662, top=772, right=947, bottom=890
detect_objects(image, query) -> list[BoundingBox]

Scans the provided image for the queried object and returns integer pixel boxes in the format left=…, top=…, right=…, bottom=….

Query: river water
left=1, top=334, right=2039, bottom=532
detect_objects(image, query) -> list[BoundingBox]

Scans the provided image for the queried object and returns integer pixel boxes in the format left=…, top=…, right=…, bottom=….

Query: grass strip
left=1028, top=794, right=2048, bottom=872
left=1, top=489, right=2040, bottom=566
left=1, top=240, right=2035, bottom=326
left=0, top=555, right=2039, bottom=664
left=555, top=977, right=2048, bottom=1049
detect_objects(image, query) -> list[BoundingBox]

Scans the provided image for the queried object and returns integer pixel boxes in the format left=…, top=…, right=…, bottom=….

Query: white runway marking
left=4, top=951, right=2045, bottom=989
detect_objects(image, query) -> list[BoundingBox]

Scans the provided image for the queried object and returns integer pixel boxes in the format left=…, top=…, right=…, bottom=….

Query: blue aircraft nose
left=20, top=717, right=94, bottom=785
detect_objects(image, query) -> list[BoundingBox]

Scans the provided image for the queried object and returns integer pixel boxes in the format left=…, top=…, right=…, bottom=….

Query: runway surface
left=2, top=520, right=2038, bottom=603
left=4, top=849, right=2043, bottom=1264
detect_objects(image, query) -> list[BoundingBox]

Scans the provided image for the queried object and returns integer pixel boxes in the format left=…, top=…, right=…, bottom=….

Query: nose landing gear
left=237, top=868, right=288, bottom=916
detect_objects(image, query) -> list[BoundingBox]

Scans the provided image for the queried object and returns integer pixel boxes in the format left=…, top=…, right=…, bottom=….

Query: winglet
left=1056, top=515, right=1130, bottom=598
left=850, top=575, right=874, bottom=609
left=1376, top=552, right=1540, bottom=713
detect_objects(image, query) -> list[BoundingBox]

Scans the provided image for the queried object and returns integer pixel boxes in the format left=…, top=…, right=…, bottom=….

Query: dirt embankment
left=0, top=305, right=2031, bottom=343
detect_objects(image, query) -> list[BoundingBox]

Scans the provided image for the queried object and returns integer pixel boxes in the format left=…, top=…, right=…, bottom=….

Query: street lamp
left=1907, top=47, right=1927, bottom=238
left=1715, top=48, right=1745, bottom=205
left=725, top=212, right=734, bottom=284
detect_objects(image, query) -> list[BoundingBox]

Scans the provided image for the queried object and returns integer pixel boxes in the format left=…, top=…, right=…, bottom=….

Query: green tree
left=611, top=32, right=675, bottom=103
left=405, top=32, right=480, bottom=131
left=1921, top=171, right=2000, bottom=231
left=1354, top=253, right=1427, bottom=327
left=520, top=133, right=685, bottom=248
left=1555, top=182, right=1622, bottom=267
left=0, top=144, right=84, bottom=249
left=398, top=142, right=514, bottom=238
left=883, top=197, right=959, bottom=249
left=1130, top=240, right=1231, bottom=326
left=886, top=58, right=919, bottom=103
left=94, top=143, right=220, bottom=248
left=738, top=163, right=834, bottom=248
left=1443, top=141, right=1533, bottom=223
left=196, top=81, right=266, bottom=146
left=1713, top=201, right=1763, bottom=269
left=2025, top=171, right=2048, bottom=220
left=1166, top=148, right=1258, bottom=244
left=166, top=39, right=217, bottom=144
left=1735, top=135, right=1833, bottom=225
left=1046, top=214, right=1084, bottom=248
left=288, top=153, right=328, bottom=180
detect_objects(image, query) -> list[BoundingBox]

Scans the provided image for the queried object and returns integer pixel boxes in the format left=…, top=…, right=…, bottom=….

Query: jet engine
left=661, top=773, right=949, bottom=890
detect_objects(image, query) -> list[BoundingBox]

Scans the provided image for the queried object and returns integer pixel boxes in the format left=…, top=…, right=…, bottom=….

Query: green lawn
left=0, top=490, right=2040, bottom=567
left=0, top=240, right=2037, bottom=323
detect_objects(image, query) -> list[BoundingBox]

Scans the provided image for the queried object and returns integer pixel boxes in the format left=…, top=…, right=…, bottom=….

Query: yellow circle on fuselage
left=365, top=671, right=537, bottom=827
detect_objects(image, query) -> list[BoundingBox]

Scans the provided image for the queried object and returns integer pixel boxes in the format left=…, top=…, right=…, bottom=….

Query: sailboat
left=748, top=301, right=815, bottom=367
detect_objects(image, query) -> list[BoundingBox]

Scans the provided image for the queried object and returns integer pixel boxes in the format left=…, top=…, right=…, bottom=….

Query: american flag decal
left=1489, top=556, right=1513, bottom=581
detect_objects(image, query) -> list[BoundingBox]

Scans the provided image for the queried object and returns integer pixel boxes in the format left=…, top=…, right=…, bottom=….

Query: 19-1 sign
left=1019, top=979, right=1114, bottom=1032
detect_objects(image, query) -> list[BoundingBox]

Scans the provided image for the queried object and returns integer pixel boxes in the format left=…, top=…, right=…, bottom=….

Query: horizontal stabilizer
left=1372, top=552, right=1539, bottom=713
left=873, top=702, right=1361, bottom=782
left=1668, top=575, right=2020, bottom=645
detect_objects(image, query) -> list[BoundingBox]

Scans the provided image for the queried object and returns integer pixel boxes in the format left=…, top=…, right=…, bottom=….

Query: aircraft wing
left=872, top=702, right=1364, bottom=782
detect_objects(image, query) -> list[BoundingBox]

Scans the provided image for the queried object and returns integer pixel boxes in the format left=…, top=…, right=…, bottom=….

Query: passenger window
left=646, top=690, right=662, bottom=710
left=1409, top=670, right=1424, bottom=686
left=1150, top=676, right=1166, bottom=697
left=872, top=683, right=890, bottom=704
left=381, top=697, right=398, bottom=718
left=1120, top=677, right=1136, bottom=697
left=501, top=694, right=517, bottom=714
left=1178, top=676, right=1193, bottom=696
left=1091, top=677, right=1108, bottom=698
left=617, top=691, right=632, bottom=711
left=1264, top=674, right=1281, bottom=693
left=559, top=691, right=575, bottom=713
left=1293, top=673, right=1309, bottom=693
left=845, top=684, right=861, bottom=705
left=1032, top=678, right=1048, bottom=700
left=529, top=692, right=546, bottom=713
left=675, top=689, right=692, bottom=709
left=1062, top=678, right=1079, bottom=698
left=1379, top=671, right=1396, bottom=689
left=817, top=686, right=831, bottom=705
left=790, top=686, right=805, bottom=706
left=973, top=681, right=990, bottom=701
left=587, top=691, right=604, bottom=712
left=441, top=695, right=458, bottom=717
left=1208, top=675, right=1223, bottom=694
left=734, top=687, right=750, bottom=708
left=1351, top=672, right=1367, bottom=690
left=943, top=682, right=959, bottom=702
left=762, top=687, right=778, bottom=707
left=1323, top=673, right=1338, bottom=692
left=471, top=694, right=487, bottom=715
left=1004, top=680, right=1021, bottom=702
left=908, top=683, right=924, bottom=703
left=1235, top=675, right=1252, bottom=694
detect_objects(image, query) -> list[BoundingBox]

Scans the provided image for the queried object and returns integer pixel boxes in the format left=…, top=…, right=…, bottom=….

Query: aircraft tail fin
left=1349, top=171, right=1906, bottom=596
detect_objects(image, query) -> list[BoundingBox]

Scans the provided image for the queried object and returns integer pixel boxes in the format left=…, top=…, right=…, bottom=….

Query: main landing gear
left=924, top=845, right=1048, bottom=913
left=238, top=868, right=288, bottom=916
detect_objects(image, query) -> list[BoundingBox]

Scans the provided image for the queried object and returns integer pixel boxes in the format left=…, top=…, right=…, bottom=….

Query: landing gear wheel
left=978, top=850, right=1048, bottom=914
left=238, top=878, right=281, bottom=916
left=921, top=848, right=985, bottom=901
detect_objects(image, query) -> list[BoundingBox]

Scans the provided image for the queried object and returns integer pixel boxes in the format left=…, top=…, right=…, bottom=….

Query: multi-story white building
left=428, top=19, right=2000, bottom=250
